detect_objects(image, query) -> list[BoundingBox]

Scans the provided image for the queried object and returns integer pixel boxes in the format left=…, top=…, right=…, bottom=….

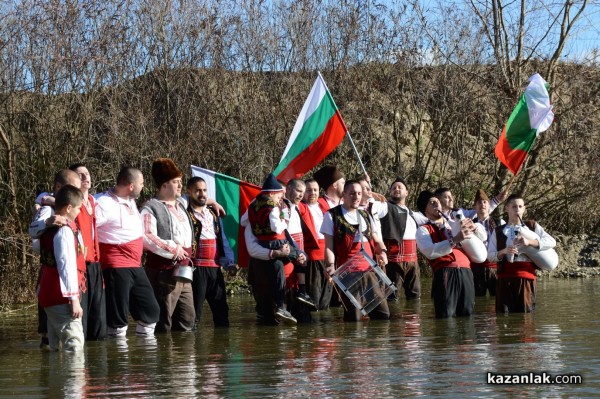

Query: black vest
left=380, top=202, right=413, bottom=242
left=142, top=198, right=194, bottom=241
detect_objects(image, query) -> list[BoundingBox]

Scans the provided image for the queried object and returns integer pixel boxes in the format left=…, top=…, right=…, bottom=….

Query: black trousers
left=80, top=261, right=106, bottom=340
left=36, top=267, right=47, bottom=335
left=431, top=267, right=475, bottom=318
left=385, top=261, right=421, bottom=300
left=102, top=267, right=160, bottom=329
left=339, top=271, right=391, bottom=322
left=248, top=257, right=287, bottom=323
left=305, top=259, right=333, bottom=310
left=472, top=266, right=497, bottom=297
left=192, top=266, right=229, bottom=327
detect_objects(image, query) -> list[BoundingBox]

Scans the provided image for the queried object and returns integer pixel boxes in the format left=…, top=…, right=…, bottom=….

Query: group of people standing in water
left=28, top=159, right=557, bottom=352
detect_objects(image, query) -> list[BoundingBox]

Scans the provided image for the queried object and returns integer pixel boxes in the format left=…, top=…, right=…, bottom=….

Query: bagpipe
left=440, top=209, right=488, bottom=263
left=504, top=223, right=558, bottom=271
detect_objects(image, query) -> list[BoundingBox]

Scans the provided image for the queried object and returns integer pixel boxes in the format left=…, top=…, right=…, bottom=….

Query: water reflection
left=1, top=279, right=599, bottom=398
left=42, top=351, right=86, bottom=398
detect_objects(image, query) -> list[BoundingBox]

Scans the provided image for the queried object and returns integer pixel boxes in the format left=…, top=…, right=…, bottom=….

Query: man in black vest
left=377, top=178, right=421, bottom=300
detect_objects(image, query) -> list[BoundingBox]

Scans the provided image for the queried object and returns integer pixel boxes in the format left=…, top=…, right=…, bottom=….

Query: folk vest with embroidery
left=329, top=206, right=374, bottom=267
left=494, top=219, right=537, bottom=280
left=247, top=194, right=286, bottom=241
left=422, top=223, right=471, bottom=272
left=143, top=198, right=194, bottom=269
left=38, top=223, right=86, bottom=307
left=188, top=205, right=225, bottom=267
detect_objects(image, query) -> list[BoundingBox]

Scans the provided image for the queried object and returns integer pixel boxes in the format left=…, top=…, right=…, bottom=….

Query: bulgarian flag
left=495, top=73, right=554, bottom=175
left=274, top=72, right=348, bottom=182
left=190, top=165, right=261, bottom=267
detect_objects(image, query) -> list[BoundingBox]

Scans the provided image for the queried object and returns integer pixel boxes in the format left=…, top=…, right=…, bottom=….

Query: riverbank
left=551, top=234, right=600, bottom=278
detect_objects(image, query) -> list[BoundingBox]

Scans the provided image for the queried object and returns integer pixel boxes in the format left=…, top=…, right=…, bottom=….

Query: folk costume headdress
left=313, top=165, right=344, bottom=190
left=473, top=189, right=490, bottom=205
left=261, top=173, right=284, bottom=192
left=151, top=158, right=183, bottom=188
left=416, top=190, right=436, bottom=214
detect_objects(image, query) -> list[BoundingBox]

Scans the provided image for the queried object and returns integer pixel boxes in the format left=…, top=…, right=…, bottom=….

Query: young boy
left=37, top=185, right=86, bottom=351
left=487, top=194, right=556, bottom=313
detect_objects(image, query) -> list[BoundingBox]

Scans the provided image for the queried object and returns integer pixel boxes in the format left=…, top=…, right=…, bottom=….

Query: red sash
left=192, top=238, right=219, bottom=267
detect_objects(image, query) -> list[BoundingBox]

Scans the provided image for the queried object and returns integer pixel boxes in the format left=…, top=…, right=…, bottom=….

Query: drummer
left=141, top=158, right=195, bottom=332
left=321, top=180, right=390, bottom=322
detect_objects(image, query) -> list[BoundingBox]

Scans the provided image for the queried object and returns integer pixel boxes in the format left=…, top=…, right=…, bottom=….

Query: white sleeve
left=54, top=227, right=80, bottom=300
left=320, top=211, right=334, bottom=236
left=29, top=206, right=53, bottom=239
left=487, top=228, right=500, bottom=262
left=411, top=211, right=429, bottom=226
left=269, top=206, right=287, bottom=234
left=372, top=201, right=388, bottom=218
left=534, top=223, right=556, bottom=251
left=244, top=224, right=271, bottom=260
left=415, top=226, right=453, bottom=260
left=94, top=195, right=108, bottom=228
left=140, top=208, right=178, bottom=259
left=490, top=196, right=499, bottom=213
left=240, top=210, right=249, bottom=227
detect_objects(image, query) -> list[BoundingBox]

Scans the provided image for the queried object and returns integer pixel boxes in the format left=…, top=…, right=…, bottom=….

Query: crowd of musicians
left=29, top=159, right=556, bottom=351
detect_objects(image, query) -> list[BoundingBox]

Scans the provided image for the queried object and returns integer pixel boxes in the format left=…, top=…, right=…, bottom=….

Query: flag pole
left=317, top=71, right=368, bottom=176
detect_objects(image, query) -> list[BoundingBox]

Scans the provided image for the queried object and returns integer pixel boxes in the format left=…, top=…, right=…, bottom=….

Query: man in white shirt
left=301, top=178, right=334, bottom=310
left=96, top=167, right=159, bottom=337
left=186, top=176, right=234, bottom=328
left=376, top=178, right=421, bottom=300
left=321, top=180, right=390, bottom=322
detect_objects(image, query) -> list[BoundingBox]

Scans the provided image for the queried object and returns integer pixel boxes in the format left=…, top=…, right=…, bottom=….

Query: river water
left=1, top=278, right=599, bottom=398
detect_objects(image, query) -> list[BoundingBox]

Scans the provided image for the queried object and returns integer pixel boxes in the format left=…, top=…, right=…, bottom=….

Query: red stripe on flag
left=495, top=126, right=529, bottom=175
left=237, top=181, right=261, bottom=268
left=276, top=111, right=346, bottom=182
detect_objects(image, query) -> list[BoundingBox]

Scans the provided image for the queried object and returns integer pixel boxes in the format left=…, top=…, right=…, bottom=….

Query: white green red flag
left=274, top=73, right=347, bottom=182
left=190, top=165, right=261, bottom=267
left=495, top=73, right=554, bottom=175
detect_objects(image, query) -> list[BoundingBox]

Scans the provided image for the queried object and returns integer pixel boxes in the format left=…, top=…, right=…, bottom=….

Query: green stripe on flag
left=214, top=172, right=241, bottom=262
left=273, top=95, right=338, bottom=176
left=506, top=96, right=537, bottom=152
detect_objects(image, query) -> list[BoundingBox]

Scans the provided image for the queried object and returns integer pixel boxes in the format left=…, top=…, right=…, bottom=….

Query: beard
left=191, top=197, right=207, bottom=207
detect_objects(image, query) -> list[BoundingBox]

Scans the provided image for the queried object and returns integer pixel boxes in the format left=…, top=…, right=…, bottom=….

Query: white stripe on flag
left=190, top=165, right=217, bottom=200
left=279, top=76, right=328, bottom=162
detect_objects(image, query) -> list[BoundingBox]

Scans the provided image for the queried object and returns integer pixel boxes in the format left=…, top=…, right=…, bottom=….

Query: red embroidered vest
left=330, top=206, right=375, bottom=271
left=38, top=223, right=86, bottom=307
left=76, top=194, right=100, bottom=263
left=422, top=223, right=471, bottom=272
left=247, top=194, right=286, bottom=241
